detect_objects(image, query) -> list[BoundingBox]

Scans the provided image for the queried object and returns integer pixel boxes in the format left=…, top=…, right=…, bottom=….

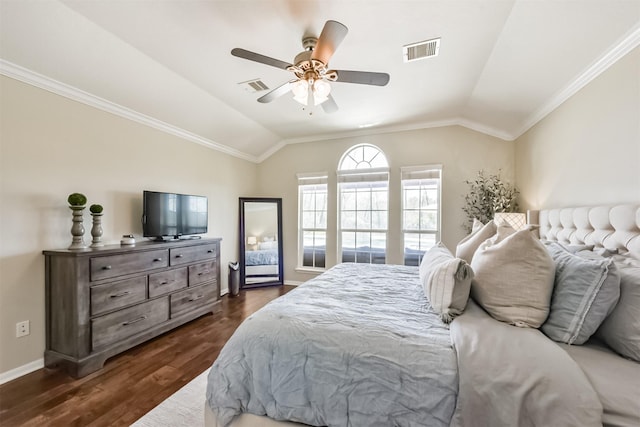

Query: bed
left=206, top=204, right=640, bottom=427
left=245, top=240, right=279, bottom=283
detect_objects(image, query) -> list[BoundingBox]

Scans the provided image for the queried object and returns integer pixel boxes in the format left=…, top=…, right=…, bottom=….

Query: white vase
left=90, top=212, right=104, bottom=248
left=69, top=206, right=87, bottom=250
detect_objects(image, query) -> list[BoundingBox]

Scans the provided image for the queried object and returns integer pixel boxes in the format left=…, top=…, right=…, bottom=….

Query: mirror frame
left=239, top=197, right=284, bottom=289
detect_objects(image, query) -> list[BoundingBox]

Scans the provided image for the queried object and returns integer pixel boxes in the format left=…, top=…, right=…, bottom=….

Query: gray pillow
left=455, top=220, right=497, bottom=264
left=542, top=243, right=621, bottom=345
left=470, top=229, right=555, bottom=328
left=420, top=242, right=473, bottom=323
left=596, top=254, right=640, bottom=361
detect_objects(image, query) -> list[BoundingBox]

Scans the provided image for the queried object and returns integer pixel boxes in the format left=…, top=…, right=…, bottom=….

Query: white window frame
left=401, top=165, right=442, bottom=265
left=297, top=172, right=328, bottom=271
left=337, top=144, right=389, bottom=265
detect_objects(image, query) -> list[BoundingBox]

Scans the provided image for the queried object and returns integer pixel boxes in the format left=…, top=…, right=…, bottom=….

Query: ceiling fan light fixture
left=291, top=79, right=309, bottom=105
left=312, top=79, right=331, bottom=105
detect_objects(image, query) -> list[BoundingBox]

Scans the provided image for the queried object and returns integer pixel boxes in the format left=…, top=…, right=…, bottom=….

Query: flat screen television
left=142, top=190, right=208, bottom=240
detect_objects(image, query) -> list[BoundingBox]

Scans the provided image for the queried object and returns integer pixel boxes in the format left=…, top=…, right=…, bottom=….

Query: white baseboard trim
left=0, top=358, right=44, bottom=385
left=284, top=280, right=303, bottom=286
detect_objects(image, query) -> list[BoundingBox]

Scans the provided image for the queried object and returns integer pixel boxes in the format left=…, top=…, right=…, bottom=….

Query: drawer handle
left=175, top=254, right=183, bottom=258
left=122, top=315, right=147, bottom=326
left=198, top=271, right=210, bottom=276
left=102, top=265, right=112, bottom=270
left=160, top=281, right=169, bottom=285
left=153, top=258, right=163, bottom=262
left=188, top=295, right=204, bottom=302
left=110, top=291, right=130, bottom=298
left=207, top=250, right=214, bottom=253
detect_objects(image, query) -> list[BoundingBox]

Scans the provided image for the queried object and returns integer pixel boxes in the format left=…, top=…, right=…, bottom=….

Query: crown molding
left=0, top=59, right=259, bottom=163
left=513, top=23, right=640, bottom=139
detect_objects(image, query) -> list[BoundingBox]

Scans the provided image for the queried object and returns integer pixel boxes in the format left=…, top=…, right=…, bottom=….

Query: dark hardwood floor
left=0, top=286, right=293, bottom=427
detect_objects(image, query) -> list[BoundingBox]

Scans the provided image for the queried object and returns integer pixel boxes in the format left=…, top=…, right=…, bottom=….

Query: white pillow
left=420, top=242, right=474, bottom=323
left=456, top=220, right=497, bottom=264
left=258, top=241, right=277, bottom=250
left=470, top=229, right=555, bottom=328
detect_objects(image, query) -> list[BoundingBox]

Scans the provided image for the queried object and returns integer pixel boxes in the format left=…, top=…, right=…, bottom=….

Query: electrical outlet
left=16, top=320, right=30, bottom=338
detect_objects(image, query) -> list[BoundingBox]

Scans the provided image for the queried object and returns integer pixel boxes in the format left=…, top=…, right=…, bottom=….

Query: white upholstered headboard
left=539, top=204, right=640, bottom=257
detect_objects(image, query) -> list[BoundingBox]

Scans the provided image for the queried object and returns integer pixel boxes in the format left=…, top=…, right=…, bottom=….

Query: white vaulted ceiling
left=1, top=0, right=639, bottom=162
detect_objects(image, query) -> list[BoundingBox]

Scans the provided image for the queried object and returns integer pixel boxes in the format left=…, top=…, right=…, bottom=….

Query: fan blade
left=321, top=94, right=338, bottom=114
left=231, top=48, right=292, bottom=70
left=311, top=20, right=348, bottom=65
left=257, top=81, right=293, bottom=103
left=334, top=70, right=390, bottom=86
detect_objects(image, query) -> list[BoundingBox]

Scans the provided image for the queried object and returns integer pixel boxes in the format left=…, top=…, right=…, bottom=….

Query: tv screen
left=143, top=191, right=208, bottom=239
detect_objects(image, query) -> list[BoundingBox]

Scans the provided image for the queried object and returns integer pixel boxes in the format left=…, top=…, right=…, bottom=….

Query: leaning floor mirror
left=239, top=197, right=283, bottom=289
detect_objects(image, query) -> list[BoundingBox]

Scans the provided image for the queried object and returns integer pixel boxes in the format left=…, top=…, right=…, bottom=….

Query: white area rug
left=131, top=368, right=209, bottom=427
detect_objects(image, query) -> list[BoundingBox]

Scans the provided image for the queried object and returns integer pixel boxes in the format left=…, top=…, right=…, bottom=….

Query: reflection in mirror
left=239, top=198, right=283, bottom=289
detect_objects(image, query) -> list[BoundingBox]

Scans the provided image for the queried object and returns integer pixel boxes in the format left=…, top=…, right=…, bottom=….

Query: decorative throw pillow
left=596, top=254, right=640, bottom=361
left=456, top=220, right=497, bottom=264
left=419, top=242, right=474, bottom=323
left=470, top=229, right=555, bottom=328
left=541, top=243, right=621, bottom=345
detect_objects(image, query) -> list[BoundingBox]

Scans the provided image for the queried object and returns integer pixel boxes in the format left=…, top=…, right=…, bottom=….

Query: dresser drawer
left=90, top=249, right=168, bottom=281
left=170, top=284, right=215, bottom=318
left=149, top=267, right=187, bottom=298
left=189, top=261, right=216, bottom=286
left=91, top=297, right=169, bottom=349
left=90, top=276, right=147, bottom=316
left=169, top=243, right=217, bottom=266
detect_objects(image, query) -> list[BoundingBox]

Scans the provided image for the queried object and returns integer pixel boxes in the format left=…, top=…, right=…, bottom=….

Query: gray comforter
left=206, top=263, right=458, bottom=427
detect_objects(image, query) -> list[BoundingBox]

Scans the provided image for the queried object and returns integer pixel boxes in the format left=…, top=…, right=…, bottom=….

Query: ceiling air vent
left=403, top=38, right=440, bottom=63
left=238, top=78, right=269, bottom=93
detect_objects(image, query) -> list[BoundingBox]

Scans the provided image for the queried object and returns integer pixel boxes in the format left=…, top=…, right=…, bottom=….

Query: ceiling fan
left=231, top=20, right=390, bottom=114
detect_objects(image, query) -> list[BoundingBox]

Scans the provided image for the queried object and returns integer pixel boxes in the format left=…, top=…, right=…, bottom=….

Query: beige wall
left=0, top=76, right=257, bottom=375
left=256, top=126, right=515, bottom=284
left=515, top=46, right=640, bottom=210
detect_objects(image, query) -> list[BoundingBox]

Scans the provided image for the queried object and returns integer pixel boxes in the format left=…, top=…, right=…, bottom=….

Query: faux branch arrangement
left=462, top=170, right=519, bottom=232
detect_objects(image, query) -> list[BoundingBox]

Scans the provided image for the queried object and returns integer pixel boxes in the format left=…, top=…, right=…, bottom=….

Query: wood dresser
left=43, top=238, right=221, bottom=378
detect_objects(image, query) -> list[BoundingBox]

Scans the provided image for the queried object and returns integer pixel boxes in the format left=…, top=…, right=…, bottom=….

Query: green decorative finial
left=90, top=204, right=103, bottom=214
left=67, top=193, right=87, bottom=206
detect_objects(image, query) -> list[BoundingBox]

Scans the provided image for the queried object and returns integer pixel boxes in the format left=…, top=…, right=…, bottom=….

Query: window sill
left=294, top=267, right=326, bottom=275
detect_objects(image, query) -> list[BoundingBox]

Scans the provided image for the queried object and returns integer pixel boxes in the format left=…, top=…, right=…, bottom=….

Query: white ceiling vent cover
left=238, top=79, right=269, bottom=93
left=403, top=38, right=440, bottom=62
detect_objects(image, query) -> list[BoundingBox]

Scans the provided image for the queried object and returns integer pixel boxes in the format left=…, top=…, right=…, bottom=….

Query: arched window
left=337, top=144, right=389, bottom=264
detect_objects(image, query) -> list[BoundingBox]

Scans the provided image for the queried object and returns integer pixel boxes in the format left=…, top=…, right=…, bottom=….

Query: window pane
left=403, top=211, right=419, bottom=230
left=303, top=231, right=315, bottom=247
left=356, top=232, right=370, bottom=248
left=422, top=188, right=438, bottom=209
left=405, top=188, right=420, bottom=210
left=371, top=211, right=387, bottom=230
left=341, top=211, right=356, bottom=229
left=316, top=211, right=326, bottom=228
left=420, top=211, right=437, bottom=230
left=302, top=212, right=315, bottom=228
left=316, top=192, right=327, bottom=210
left=356, top=190, right=371, bottom=210
left=302, top=192, right=315, bottom=210
left=356, top=211, right=371, bottom=229
left=342, top=231, right=356, bottom=249
left=371, top=232, right=386, bottom=249
left=341, top=190, right=356, bottom=210
left=371, top=189, right=388, bottom=209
